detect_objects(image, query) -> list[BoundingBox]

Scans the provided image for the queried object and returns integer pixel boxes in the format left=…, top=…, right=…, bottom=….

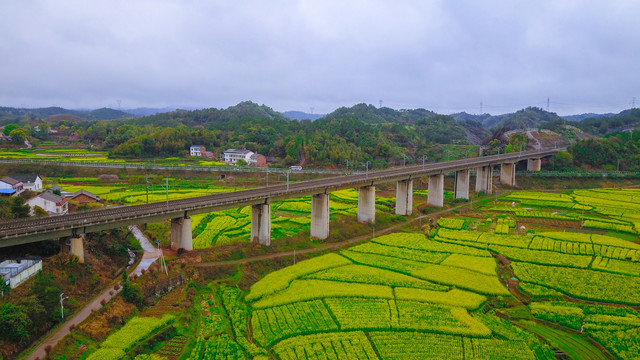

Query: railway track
left=0, top=149, right=561, bottom=245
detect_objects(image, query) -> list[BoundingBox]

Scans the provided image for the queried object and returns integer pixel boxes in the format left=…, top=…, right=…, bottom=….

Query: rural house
left=223, top=149, right=255, bottom=164
left=27, top=192, right=68, bottom=215
left=249, top=153, right=267, bottom=167
left=190, top=145, right=206, bottom=157
left=11, top=174, right=43, bottom=192
left=67, top=189, right=101, bottom=204
left=0, top=176, right=24, bottom=195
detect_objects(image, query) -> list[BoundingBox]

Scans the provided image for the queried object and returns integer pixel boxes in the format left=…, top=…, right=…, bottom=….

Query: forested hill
left=127, top=101, right=290, bottom=127
left=452, top=107, right=565, bottom=129
left=103, top=101, right=488, bottom=167
left=0, top=106, right=131, bottom=122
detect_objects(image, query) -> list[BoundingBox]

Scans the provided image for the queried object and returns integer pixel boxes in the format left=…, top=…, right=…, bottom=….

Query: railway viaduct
left=0, top=149, right=559, bottom=261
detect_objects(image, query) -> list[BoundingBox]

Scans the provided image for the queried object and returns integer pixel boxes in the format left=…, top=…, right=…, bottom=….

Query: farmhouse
left=11, top=174, right=43, bottom=192
left=223, top=149, right=254, bottom=164
left=249, top=153, right=267, bottom=167
left=190, top=145, right=206, bottom=157
left=67, top=189, right=101, bottom=204
left=27, top=192, right=68, bottom=215
left=0, top=176, right=24, bottom=195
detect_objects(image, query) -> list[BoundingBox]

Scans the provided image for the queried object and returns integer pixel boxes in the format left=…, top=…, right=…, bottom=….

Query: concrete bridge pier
left=475, top=166, right=493, bottom=194
left=251, top=203, right=271, bottom=245
left=171, top=217, right=193, bottom=250
left=454, top=169, right=470, bottom=200
left=527, top=158, right=541, bottom=171
left=311, top=193, right=330, bottom=240
left=395, top=179, right=413, bottom=216
left=427, top=174, right=444, bottom=207
left=357, top=186, right=376, bottom=223
left=500, top=162, right=516, bottom=186
left=70, top=236, right=85, bottom=263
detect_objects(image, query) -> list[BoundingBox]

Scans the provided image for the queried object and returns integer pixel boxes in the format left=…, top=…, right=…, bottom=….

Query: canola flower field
left=77, top=187, right=640, bottom=359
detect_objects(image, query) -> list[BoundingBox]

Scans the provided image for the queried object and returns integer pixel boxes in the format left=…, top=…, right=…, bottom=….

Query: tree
left=11, top=197, right=30, bottom=218
left=9, top=128, right=27, bottom=145
left=3, top=123, right=19, bottom=136
left=33, top=205, right=48, bottom=217
left=236, top=159, right=247, bottom=166
left=30, top=271, right=62, bottom=323
left=121, top=272, right=143, bottom=307
left=0, top=303, right=32, bottom=343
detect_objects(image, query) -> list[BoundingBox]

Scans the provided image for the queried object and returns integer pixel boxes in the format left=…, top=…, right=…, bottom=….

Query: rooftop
left=11, top=174, right=40, bottom=183
left=0, top=176, right=22, bottom=185
left=224, top=148, right=253, bottom=155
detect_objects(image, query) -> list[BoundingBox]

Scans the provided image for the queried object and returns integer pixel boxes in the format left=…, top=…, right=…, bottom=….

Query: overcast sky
left=1, top=1, right=638, bottom=116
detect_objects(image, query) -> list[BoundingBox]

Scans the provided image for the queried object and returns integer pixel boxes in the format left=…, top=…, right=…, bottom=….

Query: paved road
left=25, top=226, right=159, bottom=360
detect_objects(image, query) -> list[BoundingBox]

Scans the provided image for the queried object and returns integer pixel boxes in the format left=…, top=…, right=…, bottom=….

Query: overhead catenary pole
left=145, top=173, right=149, bottom=204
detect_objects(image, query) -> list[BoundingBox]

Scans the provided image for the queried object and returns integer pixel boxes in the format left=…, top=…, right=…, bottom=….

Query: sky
left=1, top=1, right=639, bottom=116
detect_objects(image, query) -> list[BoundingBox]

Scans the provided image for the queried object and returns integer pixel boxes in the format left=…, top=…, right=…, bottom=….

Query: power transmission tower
left=546, top=97, right=550, bottom=112
left=632, top=97, right=636, bottom=108
left=379, top=100, right=383, bottom=108
left=480, top=101, right=483, bottom=114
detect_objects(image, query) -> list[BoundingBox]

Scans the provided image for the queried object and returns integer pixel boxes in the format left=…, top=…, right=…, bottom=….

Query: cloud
left=0, top=0, right=638, bottom=115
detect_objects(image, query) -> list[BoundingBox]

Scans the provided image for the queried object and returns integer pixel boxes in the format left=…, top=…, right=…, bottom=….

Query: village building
left=67, top=189, right=101, bottom=204
left=27, top=192, right=68, bottom=215
left=249, top=153, right=267, bottom=167
left=223, top=149, right=255, bottom=164
left=190, top=145, right=206, bottom=157
left=11, top=174, right=43, bottom=192
left=0, top=176, right=24, bottom=195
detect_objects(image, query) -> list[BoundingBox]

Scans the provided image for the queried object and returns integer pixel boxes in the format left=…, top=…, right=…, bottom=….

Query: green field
left=51, top=187, right=640, bottom=360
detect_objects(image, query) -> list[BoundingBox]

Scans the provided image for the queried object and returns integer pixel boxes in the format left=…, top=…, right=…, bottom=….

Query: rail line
left=0, top=149, right=561, bottom=246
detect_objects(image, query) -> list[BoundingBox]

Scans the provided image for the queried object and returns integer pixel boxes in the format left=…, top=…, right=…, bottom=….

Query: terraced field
left=71, top=188, right=640, bottom=360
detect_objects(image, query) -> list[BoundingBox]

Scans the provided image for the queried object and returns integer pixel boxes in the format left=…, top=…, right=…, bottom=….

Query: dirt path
left=25, top=226, right=159, bottom=360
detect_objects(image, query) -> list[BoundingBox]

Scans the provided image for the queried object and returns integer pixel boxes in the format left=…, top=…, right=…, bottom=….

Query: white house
left=27, top=192, right=68, bottom=215
left=0, top=176, right=24, bottom=195
left=190, top=145, right=206, bottom=157
left=12, top=175, right=43, bottom=192
left=223, top=149, right=255, bottom=164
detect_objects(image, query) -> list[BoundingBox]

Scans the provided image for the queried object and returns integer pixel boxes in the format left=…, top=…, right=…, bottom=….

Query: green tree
left=3, top=123, right=19, bottom=136
left=9, top=128, right=27, bottom=145
left=30, top=271, right=62, bottom=322
left=121, top=272, right=143, bottom=307
left=11, top=197, right=30, bottom=218
left=33, top=205, right=48, bottom=217
left=0, top=303, right=32, bottom=343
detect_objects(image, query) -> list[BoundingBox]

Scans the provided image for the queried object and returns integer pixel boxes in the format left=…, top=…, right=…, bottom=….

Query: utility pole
left=421, top=155, right=427, bottom=170
left=165, top=177, right=169, bottom=208
left=403, top=154, right=406, bottom=167
left=266, top=166, right=269, bottom=187
left=286, top=170, right=290, bottom=190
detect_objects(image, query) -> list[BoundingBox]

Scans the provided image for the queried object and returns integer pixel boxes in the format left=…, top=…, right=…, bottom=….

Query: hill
left=0, top=106, right=132, bottom=123
left=561, top=112, right=617, bottom=122
left=283, top=111, right=324, bottom=121
left=576, top=108, right=640, bottom=135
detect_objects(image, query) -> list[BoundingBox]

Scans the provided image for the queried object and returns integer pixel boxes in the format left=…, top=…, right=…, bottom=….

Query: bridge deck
left=0, top=149, right=561, bottom=247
